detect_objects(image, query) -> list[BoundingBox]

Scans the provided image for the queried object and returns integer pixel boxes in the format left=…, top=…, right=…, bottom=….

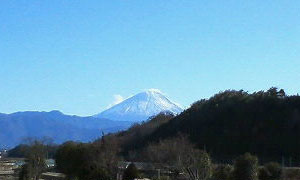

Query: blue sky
left=0, top=0, right=299, bottom=116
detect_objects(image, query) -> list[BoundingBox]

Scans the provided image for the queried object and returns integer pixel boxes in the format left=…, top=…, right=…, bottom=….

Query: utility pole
left=157, top=169, right=161, bottom=179
left=282, top=156, right=285, bottom=180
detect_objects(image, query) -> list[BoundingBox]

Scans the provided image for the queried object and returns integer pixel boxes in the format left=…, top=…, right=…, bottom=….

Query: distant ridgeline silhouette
left=0, top=89, right=183, bottom=148
left=0, top=111, right=132, bottom=148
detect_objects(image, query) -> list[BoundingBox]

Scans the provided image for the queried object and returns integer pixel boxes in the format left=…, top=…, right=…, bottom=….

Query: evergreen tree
left=233, top=153, right=258, bottom=180
left=212, top=164, right=233, bottom=180
left=123, top=163, right=139, bottom=180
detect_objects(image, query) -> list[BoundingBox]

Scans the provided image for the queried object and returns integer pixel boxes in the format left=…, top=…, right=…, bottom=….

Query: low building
left=40, top=172, right=66, bottom=180
left=0, top=150, right=7, bottom=159
left=45, top=159, right=55, bottom=168
left=0, top=160, right=17, bottom=180
left=117, top=161, right=174, bottom=180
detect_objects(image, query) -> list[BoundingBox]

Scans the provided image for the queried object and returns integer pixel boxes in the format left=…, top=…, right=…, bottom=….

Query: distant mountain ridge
left=0, top=89, right=183, bottom=148
left=0, top=110, right=132, bottom=148
left=94, top=89, right=183, bottom=122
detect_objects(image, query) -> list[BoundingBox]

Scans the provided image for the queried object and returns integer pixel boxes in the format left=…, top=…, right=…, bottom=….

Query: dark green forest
left=135, top=88, right=300, bottom=164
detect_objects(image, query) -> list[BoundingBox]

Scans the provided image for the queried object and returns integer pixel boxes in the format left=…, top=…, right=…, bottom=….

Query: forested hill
left=139, top=88, right=300, bottom=163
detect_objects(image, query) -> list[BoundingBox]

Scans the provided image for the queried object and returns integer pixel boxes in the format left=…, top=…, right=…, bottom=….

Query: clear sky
left=1, top=0, right=299, bottom=116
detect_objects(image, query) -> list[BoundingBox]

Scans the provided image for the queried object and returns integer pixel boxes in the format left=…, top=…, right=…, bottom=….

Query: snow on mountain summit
left=94, top=89, right=183, bottom=122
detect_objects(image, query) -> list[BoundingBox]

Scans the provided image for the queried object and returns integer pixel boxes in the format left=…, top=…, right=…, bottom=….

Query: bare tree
left=19, top=140, right=46, bottom=180
left=142, top=135, right=212, bottom=180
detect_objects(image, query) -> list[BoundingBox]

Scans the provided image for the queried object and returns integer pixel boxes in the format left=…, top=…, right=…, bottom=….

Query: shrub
left=212, top=164, right=233, bottom=180
left=123, top=163, right=140, bottom=180
left=233, top=153, right=258, bottom=180
left=259, top=162, right=282, bottom=180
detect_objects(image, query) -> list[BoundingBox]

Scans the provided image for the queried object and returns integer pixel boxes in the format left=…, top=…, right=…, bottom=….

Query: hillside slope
left=133, top=88, right=300, bottom=162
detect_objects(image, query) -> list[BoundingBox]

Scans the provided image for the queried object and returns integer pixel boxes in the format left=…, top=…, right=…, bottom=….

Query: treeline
left=24, top=135, right=300, bottom=180
left=54, top=135, right=213, bottom=180
left=8, top=137, right=58, bottom=159
left=55, top=139, right=120, bottom=180
left=17, top=140, right=51, bottom=180
left=53, top=113, right=175, bottom=179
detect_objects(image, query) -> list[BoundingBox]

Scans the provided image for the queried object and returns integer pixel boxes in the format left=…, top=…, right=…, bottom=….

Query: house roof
left=118, top=161, right=170, bottom=171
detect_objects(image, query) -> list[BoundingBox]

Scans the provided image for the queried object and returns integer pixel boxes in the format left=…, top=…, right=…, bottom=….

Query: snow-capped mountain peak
left=94, top=89, right=183, bottom=122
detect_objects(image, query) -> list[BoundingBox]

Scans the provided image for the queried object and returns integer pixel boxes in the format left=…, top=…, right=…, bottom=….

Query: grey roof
left=117, top=161, right=174, bottom=171
left=118, top=162, right=157, bottom=171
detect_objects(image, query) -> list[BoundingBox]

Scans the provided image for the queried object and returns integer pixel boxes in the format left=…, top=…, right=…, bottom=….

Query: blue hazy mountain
left=0, top=110, right=132, bottom=148
left=0, top=90, right=183, bottom=148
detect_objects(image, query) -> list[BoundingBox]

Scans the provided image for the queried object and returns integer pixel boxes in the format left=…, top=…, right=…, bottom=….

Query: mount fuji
left=94, top=89, right=183, bottom=122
